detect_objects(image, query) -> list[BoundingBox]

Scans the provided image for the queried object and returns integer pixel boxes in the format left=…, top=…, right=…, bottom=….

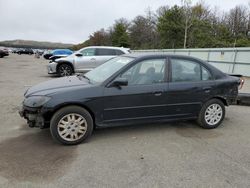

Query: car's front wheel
left=50, top=106, right=93, bottom=145
left=58, top=64, right=73, bottom=77
left=198, top=99, right=225, bottom=129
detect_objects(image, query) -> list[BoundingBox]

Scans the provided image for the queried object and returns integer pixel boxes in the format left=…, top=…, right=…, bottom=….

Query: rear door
left=167, top=57, right=214, bottom=117
left=95, top=48, right=117, bottom=67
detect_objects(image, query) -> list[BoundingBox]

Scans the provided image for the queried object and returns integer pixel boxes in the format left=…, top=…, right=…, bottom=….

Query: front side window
left=79, top=48, right=95, bottom=56
left=171, top=58, right=201, bottom=82
left=120, top=58, right=166, bottom=85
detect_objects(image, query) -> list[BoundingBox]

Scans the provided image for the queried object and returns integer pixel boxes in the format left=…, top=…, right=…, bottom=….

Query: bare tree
left=182, top=0, right=192, bottom=48
left=226, top=5, right=248, bottom=46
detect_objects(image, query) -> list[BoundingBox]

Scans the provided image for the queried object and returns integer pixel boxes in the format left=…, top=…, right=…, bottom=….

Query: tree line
left=72, top=1, right=250, bottom=50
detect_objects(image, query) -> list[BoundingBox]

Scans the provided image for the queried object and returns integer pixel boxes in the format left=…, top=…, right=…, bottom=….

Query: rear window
left=115, top=50, right=125, bottom=55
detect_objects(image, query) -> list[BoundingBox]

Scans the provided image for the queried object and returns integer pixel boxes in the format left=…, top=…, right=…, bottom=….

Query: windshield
left=85, top=56, right=134, bottom=84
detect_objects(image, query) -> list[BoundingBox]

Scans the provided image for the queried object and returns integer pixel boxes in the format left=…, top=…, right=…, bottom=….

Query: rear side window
left=171, top=58, right=201, bottom=82
left=171, top=58, right=212, bottom=82
left=202, top=67, right=212, bottom=80
left=96, top=48, right=116, bottom=56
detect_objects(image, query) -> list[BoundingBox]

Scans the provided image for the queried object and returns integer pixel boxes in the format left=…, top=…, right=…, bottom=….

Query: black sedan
left=0, top=48, right=9, bottom=58
left=17, top=48, right=34, bottom=55
left=19, top=54, right=241, bottom=145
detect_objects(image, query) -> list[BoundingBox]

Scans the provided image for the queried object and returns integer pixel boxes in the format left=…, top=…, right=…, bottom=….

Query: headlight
left=24, top=96, right=51, bottom=108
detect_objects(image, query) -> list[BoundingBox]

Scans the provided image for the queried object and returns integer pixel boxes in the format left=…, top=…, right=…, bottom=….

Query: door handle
left=153, top=91, right=163, bottom=96
left=90, top=58, right=96, bottom=61
left=203, top=87, right=211, bottom=93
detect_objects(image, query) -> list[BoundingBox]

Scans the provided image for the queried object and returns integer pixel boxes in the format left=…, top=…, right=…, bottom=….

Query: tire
left=58, top=64, right=73, bottom=77
left=50, top=106, right=93, bottom=145
left=197, top=99, right=225, bottom=129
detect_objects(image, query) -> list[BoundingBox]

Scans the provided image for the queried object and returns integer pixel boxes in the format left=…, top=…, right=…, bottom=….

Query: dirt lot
left=0, top=54, right=250, bottom=188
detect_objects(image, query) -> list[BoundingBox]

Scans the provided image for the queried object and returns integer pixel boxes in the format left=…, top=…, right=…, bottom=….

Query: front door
left=74, top=48, right=96, bottom=71
left=102, top=58, right=169, bottom=124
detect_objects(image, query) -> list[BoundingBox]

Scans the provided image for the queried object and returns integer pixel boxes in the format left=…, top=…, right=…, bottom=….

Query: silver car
left=47, top=46, right=130, bottom=76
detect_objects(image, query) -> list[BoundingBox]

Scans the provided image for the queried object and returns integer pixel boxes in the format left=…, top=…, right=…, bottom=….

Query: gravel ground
left=0, top=54, right=250, bottom=188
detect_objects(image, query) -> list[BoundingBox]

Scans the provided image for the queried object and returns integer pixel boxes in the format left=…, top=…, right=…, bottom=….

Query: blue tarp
left=52, top=49, right=73, bottom=56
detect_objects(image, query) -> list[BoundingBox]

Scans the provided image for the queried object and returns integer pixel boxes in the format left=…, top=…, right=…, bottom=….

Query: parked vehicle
left=49, top=49, right=73, bottom=61
left=47, top=46, right=130, bottom=77
left=12, top=48, right=20, bottom=53
left=19, top=54, right=242, bottom=145
left=43, top=50, right=53, bottom=59
left=34, top=49, right=44, bottom=58
left=17, top=48, right=34, bottom=55
left=0, top=48, right=9, bottom=58
left=0, top=49, right=5, bottom=58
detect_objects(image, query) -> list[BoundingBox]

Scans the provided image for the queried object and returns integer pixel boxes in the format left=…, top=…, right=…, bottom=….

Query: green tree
left=72, top=3, right=250, bottom=50
left=129, top=12, right=158, bottom=49
left=186, top=3, right=217, bottom=48
left=88, top=29, right=111, bottom=46
left=111, top=19, right=130, bottom=47
left=157, top=5, right=185, bottom=48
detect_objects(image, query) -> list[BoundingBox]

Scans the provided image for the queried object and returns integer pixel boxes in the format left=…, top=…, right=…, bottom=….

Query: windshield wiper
left=82, top=75, right=90, bottom=81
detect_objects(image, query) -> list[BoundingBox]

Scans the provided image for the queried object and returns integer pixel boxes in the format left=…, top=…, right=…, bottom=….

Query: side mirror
left=75, top=53, right=83, bottom=57
left=110, top=78, right=128, bottom=88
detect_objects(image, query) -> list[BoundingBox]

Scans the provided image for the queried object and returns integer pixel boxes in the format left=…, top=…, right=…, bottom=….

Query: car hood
left=25, top=76, right=90, bottom=97
left=55, top=54, right=75, bottom=62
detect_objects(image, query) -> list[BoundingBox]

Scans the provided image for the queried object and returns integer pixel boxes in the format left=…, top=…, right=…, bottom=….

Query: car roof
left=123, top=53, right=199, bottom=60
left=83, top=46, right=130, bottom=50
left=122, top=53, right=226, bottom=79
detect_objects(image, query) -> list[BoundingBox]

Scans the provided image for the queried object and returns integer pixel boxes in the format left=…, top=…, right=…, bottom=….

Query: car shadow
left=0, top=129, right=77, bottom=183
left=0, top=120, right=225, bottom=183
left=38, top=74, right=59, bottom=78
left=91, top=120, right=223, bottom=142
left=38, top=74, right=77, bottom=79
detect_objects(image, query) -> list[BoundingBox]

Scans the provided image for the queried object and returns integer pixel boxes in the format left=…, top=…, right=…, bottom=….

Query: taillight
left=238, top=77, right=245, bottom=90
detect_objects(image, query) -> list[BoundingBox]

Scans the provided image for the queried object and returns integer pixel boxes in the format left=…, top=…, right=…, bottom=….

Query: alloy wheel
left=204, top=104, right=223, bottom=126
left=57, top=113, right=87, bottom=142
left=59, top=65, right=72, bottom=76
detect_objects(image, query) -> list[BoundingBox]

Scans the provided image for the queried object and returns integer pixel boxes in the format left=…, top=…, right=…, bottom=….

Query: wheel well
left=56, top=62, right=74, bottom=73
left=211, top=97, right=228, bottom=106
left=45, top=103, right=96, bottom=127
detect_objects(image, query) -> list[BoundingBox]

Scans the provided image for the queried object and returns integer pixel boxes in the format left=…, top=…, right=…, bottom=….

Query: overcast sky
left=0, top=0, right=249, bottom=44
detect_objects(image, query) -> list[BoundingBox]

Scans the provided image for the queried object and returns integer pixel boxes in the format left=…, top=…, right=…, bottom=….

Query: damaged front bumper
left=19, top=105, right=47, bottom=128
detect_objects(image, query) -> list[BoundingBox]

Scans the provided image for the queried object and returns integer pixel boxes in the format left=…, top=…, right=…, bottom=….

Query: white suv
left=47, top=46, right=130, bottom=77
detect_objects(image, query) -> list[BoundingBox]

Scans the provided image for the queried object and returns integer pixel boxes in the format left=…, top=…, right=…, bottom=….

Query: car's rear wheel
left=58, top=64, right=73, bottom=77
left=197, top=99, right=225, bottom=129
left=50, top=106, right=93, bottom=145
